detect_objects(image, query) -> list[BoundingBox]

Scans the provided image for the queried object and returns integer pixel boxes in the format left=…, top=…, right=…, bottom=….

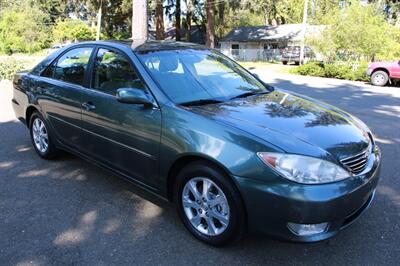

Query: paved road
left=1, top=72, right=399, bottom=266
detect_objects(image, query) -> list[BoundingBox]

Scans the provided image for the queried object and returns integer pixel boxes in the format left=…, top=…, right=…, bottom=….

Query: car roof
left=71, top=40, right=208, bottom=53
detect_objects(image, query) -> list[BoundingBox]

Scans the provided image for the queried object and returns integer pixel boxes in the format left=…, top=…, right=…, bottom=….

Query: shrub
left=0, top=57, right=39, bottom=80
left=324, top=63, right=351, bottom=79
left=291, top=61, right=370, bottom=82
left=351, top=61, right=369, bottom=82
left=0, top=58, right=26, bottom=80
left=290, top=62, right=325, bottom=77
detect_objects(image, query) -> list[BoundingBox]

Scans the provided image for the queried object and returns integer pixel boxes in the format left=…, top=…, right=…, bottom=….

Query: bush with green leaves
left=0, top=58, right=25, bottom=80
left=53, top=18, right=96, bottom=43
left=0, top=7, right=50, bottom=55
left=291, top=61, right=369, bottom=82
left=291, top=62, right=325, bottom=77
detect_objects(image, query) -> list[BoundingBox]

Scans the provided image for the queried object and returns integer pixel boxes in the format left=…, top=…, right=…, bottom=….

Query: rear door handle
left=82, top=102, right=96, bottom=111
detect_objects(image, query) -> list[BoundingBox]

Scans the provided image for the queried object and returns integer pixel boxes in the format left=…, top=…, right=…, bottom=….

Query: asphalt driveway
left=0, top=71, right=399, bottom=265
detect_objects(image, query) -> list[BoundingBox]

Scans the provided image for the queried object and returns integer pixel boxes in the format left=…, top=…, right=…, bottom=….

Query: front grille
left=340, top=146, right=371, bottom=174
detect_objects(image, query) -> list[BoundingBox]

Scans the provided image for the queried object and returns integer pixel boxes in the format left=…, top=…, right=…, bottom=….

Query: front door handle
left=82, top=102, right=96, bottom=111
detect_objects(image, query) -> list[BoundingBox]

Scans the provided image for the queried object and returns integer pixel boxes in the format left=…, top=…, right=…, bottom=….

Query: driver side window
left=92, top=48, right=145, bottom=95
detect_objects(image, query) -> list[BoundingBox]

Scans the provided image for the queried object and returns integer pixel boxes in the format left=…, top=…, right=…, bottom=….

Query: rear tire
left=29, top=111, right=59, bottom=159
left=371, top=70, right=389, bottom=86
left=174, top=161, right=246, bottom=246
left=282, top=61, right=288, bottom=65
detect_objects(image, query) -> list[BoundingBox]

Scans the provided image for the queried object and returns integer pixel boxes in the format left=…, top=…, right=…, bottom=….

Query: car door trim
left=48, top=114, right=155, bottom=160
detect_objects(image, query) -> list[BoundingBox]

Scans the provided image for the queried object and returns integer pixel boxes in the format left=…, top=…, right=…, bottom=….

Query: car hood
left=189, top=90, right=371, bottom=160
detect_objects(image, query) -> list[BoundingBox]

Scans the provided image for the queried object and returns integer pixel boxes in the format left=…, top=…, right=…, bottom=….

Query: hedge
left=290, top=61, right=369, bottom=82
left=0, top=57, right=40, bottom=80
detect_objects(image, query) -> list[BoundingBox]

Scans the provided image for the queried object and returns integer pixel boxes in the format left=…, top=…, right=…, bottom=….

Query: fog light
left=287, top=222, right=329, bottom=236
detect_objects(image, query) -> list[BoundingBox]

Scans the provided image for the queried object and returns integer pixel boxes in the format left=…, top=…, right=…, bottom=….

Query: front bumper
left=234, top=147, right=381, bottom=242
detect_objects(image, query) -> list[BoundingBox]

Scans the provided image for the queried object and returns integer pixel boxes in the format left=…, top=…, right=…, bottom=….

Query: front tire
left=29, top=112, right=59, bottom=159
left=174, top=161, right=246, bottom=246
left=371, top=70, right=389, bottom=86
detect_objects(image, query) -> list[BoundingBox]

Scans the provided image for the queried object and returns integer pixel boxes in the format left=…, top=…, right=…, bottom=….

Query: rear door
left=36, top=46, right=94, bottom=149
left=79, top=46, right=162, bottom=186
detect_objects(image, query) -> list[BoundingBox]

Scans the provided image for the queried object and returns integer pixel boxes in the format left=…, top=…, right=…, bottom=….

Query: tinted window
left=92, top=48, right=144, bottom=95
left=43, top=47, right=93, bottom=86
left=138, top=49, right=268, bottom=104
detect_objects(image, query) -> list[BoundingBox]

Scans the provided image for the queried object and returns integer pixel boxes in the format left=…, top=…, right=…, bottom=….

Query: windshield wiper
left=230, top=91, right=270, bottom=100
left=180, top=99, right=224, bottom=107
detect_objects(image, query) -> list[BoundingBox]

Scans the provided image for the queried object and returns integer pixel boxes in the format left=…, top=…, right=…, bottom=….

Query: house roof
left=221, top=24, right=324, bottom=43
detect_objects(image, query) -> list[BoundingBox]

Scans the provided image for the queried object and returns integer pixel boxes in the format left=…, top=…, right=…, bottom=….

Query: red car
left=366, top=61, right=400, bottom=86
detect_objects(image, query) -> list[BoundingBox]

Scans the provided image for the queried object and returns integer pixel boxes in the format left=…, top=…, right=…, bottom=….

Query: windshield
left=137, top=49, right=269, bottom=104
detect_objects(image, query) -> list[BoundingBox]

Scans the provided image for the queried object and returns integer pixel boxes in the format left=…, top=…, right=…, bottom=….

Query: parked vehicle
left=281, top=46, right=315, bottom=65
left=366, top=61, right=400, bottom=86
left=47, top=44, right=66, bottom=55
left=12, top=41, right=381, bottom=246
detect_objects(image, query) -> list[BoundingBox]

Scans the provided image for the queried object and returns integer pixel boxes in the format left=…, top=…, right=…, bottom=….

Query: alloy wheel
left=182, top=177, right=230, bottom=236
left=32, top=118, right=49, bottom=153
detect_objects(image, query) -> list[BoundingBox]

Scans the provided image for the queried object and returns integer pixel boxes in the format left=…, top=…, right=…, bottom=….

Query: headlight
left=257, top=152, right=351, bottom=184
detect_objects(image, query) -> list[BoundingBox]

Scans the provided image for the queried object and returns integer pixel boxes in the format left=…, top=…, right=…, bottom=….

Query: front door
left=37, top=46, right=94, bottom=149
left=80, top=47, right=161, bottom=187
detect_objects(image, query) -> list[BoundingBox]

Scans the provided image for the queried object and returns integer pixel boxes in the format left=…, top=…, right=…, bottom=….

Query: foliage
left=0, top=58, right=26, bottom=80
left=53, top=18, right=95, bottom=43
left=0, top=6, right=50, bottom=55
left=291, top=61, right=325, bottom=77
left=242, top=0, right=305, bottom=25
left=291, top=61, right=369, bottom=81
left=307, top=0, right=400, bottom=61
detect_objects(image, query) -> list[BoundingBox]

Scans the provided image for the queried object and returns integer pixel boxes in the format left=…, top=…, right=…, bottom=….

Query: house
left=219, top=24, right=324, bottom=61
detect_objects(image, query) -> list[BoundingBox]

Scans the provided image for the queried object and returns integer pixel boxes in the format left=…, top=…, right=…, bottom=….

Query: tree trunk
left=205, top=0, right=215, bottom=48
left=155, top=0, right=164, bottom=40
left=218, top=1, right=225, bottom=39
left=132, top=0, right=148, bottom=48
left=175, top=0, right=181, bottom=41
left=261, top=6, right=268, bottom=26
left=96, top=0, right=103, bottom=41
left=185, top=0, right=192, bottom=42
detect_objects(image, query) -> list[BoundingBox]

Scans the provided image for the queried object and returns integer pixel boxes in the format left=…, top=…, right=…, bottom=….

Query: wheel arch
left=166, top=154, right=238, bottom=202
left=372, top=67, right=390, bottom=76
left=25, top=105, right=39, bottom=127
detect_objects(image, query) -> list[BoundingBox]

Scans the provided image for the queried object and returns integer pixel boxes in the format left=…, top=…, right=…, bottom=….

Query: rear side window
left=42, top=47, right=93, bottom=86
left=92, top=48, right=145, bottom=95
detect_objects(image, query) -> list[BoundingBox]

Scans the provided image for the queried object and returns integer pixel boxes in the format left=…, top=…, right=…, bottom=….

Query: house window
left=264, top=43, right=278, bottom=50
left=231, top=44, right=239, bottom=56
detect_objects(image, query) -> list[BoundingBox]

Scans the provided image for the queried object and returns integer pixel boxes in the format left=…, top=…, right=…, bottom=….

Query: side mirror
left=116, top=88, right=154, bottom=107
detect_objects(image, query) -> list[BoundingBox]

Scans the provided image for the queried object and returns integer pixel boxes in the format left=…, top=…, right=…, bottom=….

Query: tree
left=36, top=0, right=70, bottom=23
left=205, top=0, right=215, bottom=47
left=155, top=0, right=164, bottom=40
left=0, top=6, right=50, bottom=54
left=176, top=0, right=181, bottom=41
left=81, top=0, right=133, bottom=40
left=53, top=18, right=95, bottom=43
left=185, top=0, right=192, bottom=41
left=308, top=0, right=400, bottom=61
